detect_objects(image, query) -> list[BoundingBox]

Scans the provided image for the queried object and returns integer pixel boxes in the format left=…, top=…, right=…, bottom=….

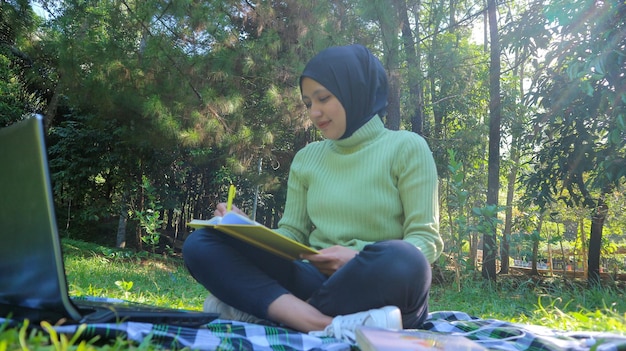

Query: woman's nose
left=309, top=105, right=322, bottom=119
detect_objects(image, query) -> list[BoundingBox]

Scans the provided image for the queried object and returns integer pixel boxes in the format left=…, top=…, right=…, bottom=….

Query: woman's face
left=300, top=77, right=347, bottom=140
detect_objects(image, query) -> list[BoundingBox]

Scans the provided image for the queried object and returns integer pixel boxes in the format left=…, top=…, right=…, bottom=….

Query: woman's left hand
left=301, top=246, right=358, bottom=276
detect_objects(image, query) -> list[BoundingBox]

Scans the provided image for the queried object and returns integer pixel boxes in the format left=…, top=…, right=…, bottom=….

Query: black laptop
left=0, top=115, right=218, bottom=326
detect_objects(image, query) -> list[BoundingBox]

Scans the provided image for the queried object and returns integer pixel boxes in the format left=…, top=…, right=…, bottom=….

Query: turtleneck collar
left=329, top=115, right=385, bottom=153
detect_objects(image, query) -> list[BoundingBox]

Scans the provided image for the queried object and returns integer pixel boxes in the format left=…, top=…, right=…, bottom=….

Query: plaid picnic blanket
left=424, top=311, right=626, bottom=351
left=3, top=311, right=626, bottom=350
left=51, top=319, right=351, bottom=351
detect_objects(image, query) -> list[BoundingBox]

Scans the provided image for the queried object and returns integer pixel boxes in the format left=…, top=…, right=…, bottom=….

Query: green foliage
left=470, top=205, right=504, bottom=236
left=0, top=52, right=25, bottom=125
left=0, top=49, right=41, bottom=126
left=445, top=149, right=474, bottom=278
left=471, top=204, right=505, bottom=266
left=519, top=0, right=626, bottom=283
left=1, top=0, right=622, bottom=283
left=47, top=113, right=130, bottom=243
left=0, top=1, right=43, bottom=126
left=525, top=0, right=626, bottom=209
left=134, top=176, right=163, bottom=253
left=0, top=317, right=164, bottom=350
left=427, top=33, right=490, bottom=178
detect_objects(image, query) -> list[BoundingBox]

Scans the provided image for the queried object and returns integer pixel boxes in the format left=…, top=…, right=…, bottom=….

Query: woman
left=183, top=44, right=443, bottom=341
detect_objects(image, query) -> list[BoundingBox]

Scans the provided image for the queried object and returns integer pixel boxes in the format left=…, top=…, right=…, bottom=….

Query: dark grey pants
left=183, top=228, right=432, bottom=328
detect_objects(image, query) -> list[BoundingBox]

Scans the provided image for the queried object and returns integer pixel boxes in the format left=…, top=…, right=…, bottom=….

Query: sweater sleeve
left=272, top=147, right=314, bottom=245
left=395, top=133, right=443, bottom=263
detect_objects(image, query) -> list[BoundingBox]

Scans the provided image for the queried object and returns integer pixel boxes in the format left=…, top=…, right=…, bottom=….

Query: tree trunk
left=396, top=0, right=424, bottom=135
left=428, top=9, right=443, bottom=139
left=136, top=172, right=144, bottom=251
left=501, top=47, right=525, bottom=275
left=547, top=224, right=554, bottom=276
left=531, top=216, right=543, bottom=276
left=116, top=204, right=128, bottom=248
left=116, top=191, right=129, bottom=248
left=482, top=0, right=488, bottom=53
left=560, top=237, right=567, bottom=275
left=482, top=0, right=501, bottom=281
left=580, top=217, right=587, bottom=276
left=378, top=2, right=401, bottom=131
left=470, top=231, right=478, bottom=269
left=500, top=142, right=519, bottom=274
left=387, top=69, right=401, bottom=130
left=588, top=190, right=609, bottom=286
left=449, top=0, right=456, bottom=32
left=44, top=83, right=61, bottom=130
left=413, top=3, right=426, bottom=136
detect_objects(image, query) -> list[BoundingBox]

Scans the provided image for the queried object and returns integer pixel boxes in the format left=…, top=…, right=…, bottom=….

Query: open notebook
left=356, top=326, right=487, bottom=351
left=0, top=115, right=218, bottom=326
left=188, top=212, right=319, bottom=261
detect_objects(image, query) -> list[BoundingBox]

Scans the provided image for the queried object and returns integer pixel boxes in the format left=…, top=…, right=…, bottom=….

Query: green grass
left=62, top=239, right=207, bottom=310
left=429, top=271, right=626, bottom=332
left=1, top=239, right=625, bottom=350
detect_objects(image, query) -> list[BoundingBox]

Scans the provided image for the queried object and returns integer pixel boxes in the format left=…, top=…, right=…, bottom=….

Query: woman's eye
left=319, top=95, right=330, bottom=102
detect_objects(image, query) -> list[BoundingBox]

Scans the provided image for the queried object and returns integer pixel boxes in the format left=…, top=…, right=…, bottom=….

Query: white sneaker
left=203, top=294, right=265, bottom=324
left=311, top=306, right=403, bottom=342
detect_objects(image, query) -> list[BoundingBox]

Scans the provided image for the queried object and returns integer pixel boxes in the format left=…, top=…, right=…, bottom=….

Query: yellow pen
left=226, top=184, right=236, bottom=212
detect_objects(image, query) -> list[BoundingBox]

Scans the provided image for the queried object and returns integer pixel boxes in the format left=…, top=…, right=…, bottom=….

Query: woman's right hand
left=214, top=203, right=247, bottom=217
left=301, top=246, right=358, bottom=276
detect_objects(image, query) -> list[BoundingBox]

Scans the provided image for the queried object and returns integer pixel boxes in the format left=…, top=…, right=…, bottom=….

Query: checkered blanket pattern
left=3, top=310, right=626, bottom=350
left=424, top=311, right=626, bottom=351
left=51, top=320, right=351, bottom=351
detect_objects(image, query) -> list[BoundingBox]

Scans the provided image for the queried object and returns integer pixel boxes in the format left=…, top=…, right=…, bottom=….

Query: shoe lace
left=331, top=313, right=372, bottom=342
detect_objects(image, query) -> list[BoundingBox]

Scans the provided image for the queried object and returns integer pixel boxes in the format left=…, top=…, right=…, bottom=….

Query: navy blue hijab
left=299, top=44, right=388, bottom=139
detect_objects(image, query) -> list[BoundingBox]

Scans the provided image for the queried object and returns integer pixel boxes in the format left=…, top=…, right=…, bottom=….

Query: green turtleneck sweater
left=274, top=116, right=443, bottom=264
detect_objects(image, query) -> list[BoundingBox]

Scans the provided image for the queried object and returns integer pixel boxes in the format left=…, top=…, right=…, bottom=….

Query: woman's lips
left=317, top=120, right=330, bottom=129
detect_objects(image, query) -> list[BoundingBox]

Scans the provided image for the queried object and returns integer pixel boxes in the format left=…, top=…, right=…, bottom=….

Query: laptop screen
left=0, top=115, right=82, bottom=321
